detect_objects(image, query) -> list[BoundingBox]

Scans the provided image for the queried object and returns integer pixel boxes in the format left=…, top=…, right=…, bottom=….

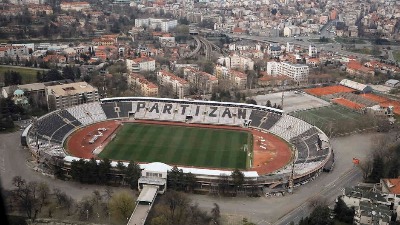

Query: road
left=189, top=132, right=379, bottom=224
left=226, top=33, right=375, bottom=60
left=0, top=130, right=381, bottom=224
left=274, top=168, right=362, bottom=225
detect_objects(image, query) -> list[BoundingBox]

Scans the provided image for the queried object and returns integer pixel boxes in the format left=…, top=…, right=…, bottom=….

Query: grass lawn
left=348, top=47, right=381, bottom=56
left=393, top=50, right=400, bottom=62
left=99, top=123, right=252, bottom=169
left=0, top=65, right=47, bottom=84
left=290, top=105, right=376, bottom=136
left=335, top=37, right=366, bottom=44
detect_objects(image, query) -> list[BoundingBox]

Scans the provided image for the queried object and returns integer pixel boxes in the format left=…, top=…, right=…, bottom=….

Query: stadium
left=21, top=97, right=334, bottom=189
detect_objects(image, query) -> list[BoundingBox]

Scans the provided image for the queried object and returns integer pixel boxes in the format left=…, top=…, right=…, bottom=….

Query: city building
left=126, top=57, right=156, bottom=73
left=45, top=82, right=99, bottom=110
left=157, top=70, right=189, bottom=99
left=308, top=45, right=318, bottom=58
left=218, top=54, right=254, bottom=71
left=183, top=67, right=218, bottom=94
left=135, top=18, right=178, bottom=32
left=128, top=73, right=159, bottom=97
left=60, top=2, right=91, bottom=11
left=266, top=61, right=309, bottom=82
left=229, top=70, right=248, bottom=89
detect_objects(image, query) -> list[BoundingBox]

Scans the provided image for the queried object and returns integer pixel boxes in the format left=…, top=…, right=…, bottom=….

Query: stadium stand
left=67, top=105, right=94, bottom=125
left=24, top=97, right=334, bottom=187
left=80, top=103, right=107, bottom=123
left=218, top=107, right=236, bottom=125
left=101, top=102, right=119, bottom=119
left=117, top=101, right=133, bottom=118
left=132, top=101, right=147, bottom=119
left=36, top=113, right=69, bottom=138
left=260, top=113, right=282, bottom=130
left=269, top=115, right=312, bottom=141
left=52, top=124, right=75, bottom=143
left=171, top=103, right=186, bottom=122
left=58, top=110, right=82, bottom=127
left=190, top=105, right=207, bottom=123
left=145, top=102, right=163, bottom=120
left=249, top=110, right=267, bottom=127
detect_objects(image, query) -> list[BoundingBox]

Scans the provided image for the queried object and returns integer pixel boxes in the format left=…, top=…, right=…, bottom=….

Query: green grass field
left=99, top=123, right=252, bottom=169
left=393, top=50, right=400, bottom=62
left=0, top=66, right=47, bottom=85
left=290, top=105, right=376, bottom=136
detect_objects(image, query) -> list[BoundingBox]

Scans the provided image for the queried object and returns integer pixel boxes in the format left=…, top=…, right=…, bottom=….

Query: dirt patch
left=66, top=119, right=292, bottom=175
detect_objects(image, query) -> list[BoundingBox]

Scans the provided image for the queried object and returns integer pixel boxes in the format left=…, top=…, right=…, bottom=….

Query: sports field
left=98, top=123, right=252, bottom=169
left=290, top=105, right=376, bottom=136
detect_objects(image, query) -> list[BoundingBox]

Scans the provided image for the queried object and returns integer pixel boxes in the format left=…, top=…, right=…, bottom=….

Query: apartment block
left=157, top=70, right=189, bottom=99
left=45, top=82, right=99, bottom=110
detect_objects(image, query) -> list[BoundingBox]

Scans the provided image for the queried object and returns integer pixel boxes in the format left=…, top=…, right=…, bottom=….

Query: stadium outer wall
left=22, top=97, right=333, bottom=189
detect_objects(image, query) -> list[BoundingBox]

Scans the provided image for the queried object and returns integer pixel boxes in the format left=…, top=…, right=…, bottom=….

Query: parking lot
left=253, top=91, right=331, bottom=112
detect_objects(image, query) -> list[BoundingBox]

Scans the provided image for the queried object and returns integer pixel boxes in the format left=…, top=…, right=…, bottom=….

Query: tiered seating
left=218, top=107, right=236, bottom=125
left=269, top=115, right=312, bottom=141
left=36, top=113, right=68, bottom=138
left=204, top=106, right=220, bottom=124
left=249, top=110, right=266, bottom=127
left=190, top=105, right=207, bottom=123
left=80, top=103, right=107, bottom=123
left=101, top=102, right=118, bottom=119
left=52, top=124, right=75, bottom=143
left=58, top=110, right=82, bottom=127
left=145, top=102, right=163, bottom=120
left=289, top=127, right=330, bottom=164
left=118, top=102, right=133, bottom=118
left=67, top=105, right=93, bottom=125
left=290, top=138, right=308, bottom=164
left=171, top=103, right=186, bottom=122
left=260, top=113, right=281, bottom=130
left=132, top=101, right=147, bottom=119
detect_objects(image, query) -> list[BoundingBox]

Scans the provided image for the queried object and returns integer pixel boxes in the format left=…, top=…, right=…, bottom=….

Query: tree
left=108, top=191, right=135, bottom=223
left=271, top=8, right=278, bottom=15
left=98, top=158, right=111, bottom=185
left=245, top=98, right=257, bottom=105
left=368, top=154, right=384, bottom=183
left=11, top=177, right=46, bottom=221
left=211, top=203, right=221, bottom=225
left=266, top=100, right=272, bottom=107
left=231, top=169, right=244, bottom=190
left=168, top=166, right=184, bottom=190
left=4, top=70, right=22, bottom=86
left=42, top=69, right=63, bottom=82
left=334, top=197, right=355, bottom=223
left=62, top=65, right=76, bottom=81
left=125, top=161, right=141, bottom=189
left=307, top=205, right=334, bottom=225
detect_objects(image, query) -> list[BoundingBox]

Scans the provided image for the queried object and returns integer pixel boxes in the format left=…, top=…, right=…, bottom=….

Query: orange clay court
left=66, top=120, right=292, bottom=175
left=332, top=98, right=365, bottom=110
left=305, top=85, right=355, bottom=96
left=361, top=93, right=400, bottom=115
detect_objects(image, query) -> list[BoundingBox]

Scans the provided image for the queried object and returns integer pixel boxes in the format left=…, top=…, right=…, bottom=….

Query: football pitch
left=99, top=123, right=252, bottom=169
left=290, top=105, right=376, bottom=136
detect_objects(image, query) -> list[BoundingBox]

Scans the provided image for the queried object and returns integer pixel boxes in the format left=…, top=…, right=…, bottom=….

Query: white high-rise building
left=309, top=45, right=318, bottom=58
left=267, top=62, right=309, bottom=82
